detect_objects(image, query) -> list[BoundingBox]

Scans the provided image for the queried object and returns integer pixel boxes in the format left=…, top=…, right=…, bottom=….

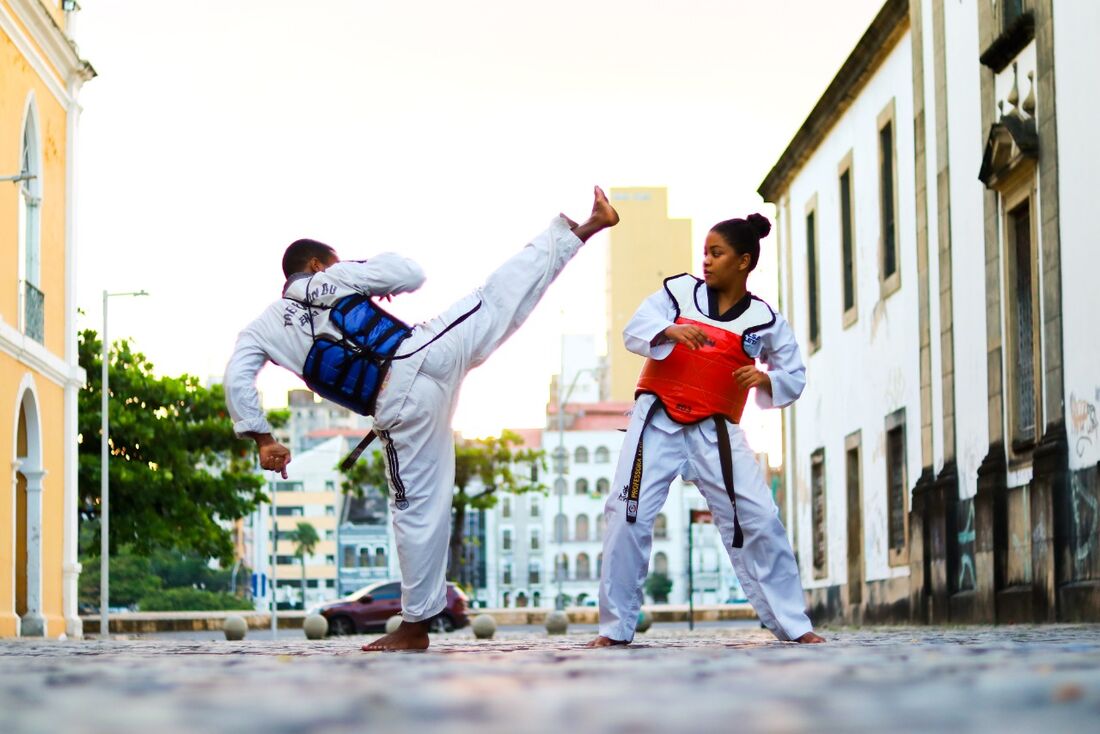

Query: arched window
left=594, top=446, right=610, bottom=463
left=532, top=591, right=541, bottom=607
left=554, top=513, right=568, bottom=542
left=375, top=548, right=386, bottom=567
left=575, top=514, right=590, bottom=541
left=19, top=106, right=43, bottom=343
left=596, top=513, right=607, bottom=541
left=502, top=591, right=511, bottom=607
left=502, top=528, right=513, bottom=551
left=576, top=553, right=591, bottom=580
left=574, top=446, right=589, bottom=464
left=654, top=513, right=668, bottom=539
left=502, top=563, right=512, bottom=586
left=596, top=552, right=603, bottom=578
left=501, top=497, right=511, bottom=518
left=575, top=478, right=589, bottom=495
left=358, top=548, right=370, bottom=567
left=527, top=563, right=540, bottom=585
left=654, top=551, right=669, bottom=575
left=529, top=496, right=540, bottom=517
left=596, top=478, right=610, bottom=496
left=554, top=478, right=567, bottom=496
left=554, top=553, right=569, bottom=581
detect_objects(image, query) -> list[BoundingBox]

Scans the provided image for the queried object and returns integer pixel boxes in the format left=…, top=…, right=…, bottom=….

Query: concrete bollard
left=471, top=614, right=496, bottom=639
left=303, top=614, right=329, bottom=640
left=223, top=615, right=247, bottom=641
left=545, top=610, right=569, bottom=635
left=385, top=615, right=403, bottom=634
left=636, top=609, right=653, bottom=633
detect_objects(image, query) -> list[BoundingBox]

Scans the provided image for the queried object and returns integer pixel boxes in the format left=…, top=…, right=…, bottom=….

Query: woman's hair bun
left=746, top=213, right=771, bottom=239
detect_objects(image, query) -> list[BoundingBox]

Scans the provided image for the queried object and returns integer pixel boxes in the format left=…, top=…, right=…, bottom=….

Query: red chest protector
left=635, top=274, right=775, bottom=424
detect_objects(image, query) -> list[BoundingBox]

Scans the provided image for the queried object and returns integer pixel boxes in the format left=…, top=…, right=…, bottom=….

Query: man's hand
left=733, top=365, right=771, bottom=395
left=662, top=324, right=710, bottom=350
left=253, top=434, right=292, bottom=479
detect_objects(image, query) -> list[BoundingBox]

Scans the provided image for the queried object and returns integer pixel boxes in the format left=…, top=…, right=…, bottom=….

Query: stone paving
left=3, top=625, right=1100, bottom=734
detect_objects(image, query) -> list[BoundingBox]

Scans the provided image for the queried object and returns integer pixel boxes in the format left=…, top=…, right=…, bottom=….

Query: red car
left=316, top=581, right=469, bottom=635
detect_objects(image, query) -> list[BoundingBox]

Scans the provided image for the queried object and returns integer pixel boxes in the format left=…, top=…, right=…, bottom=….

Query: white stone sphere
left=223, top=615, right=247, bottom=641
left=471, top=614, right=496, bottom=639
left=385, top=615, right=403, bottom=634
left=636, top=609, right=653, bottom=633
left=303, top=614, right=329, bottom=640
left=545, top=610, right=569, bottom=635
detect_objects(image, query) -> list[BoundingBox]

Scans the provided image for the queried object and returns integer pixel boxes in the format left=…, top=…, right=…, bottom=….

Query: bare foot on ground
left=796, top=631, right=826, bottom=644
left=585, top=636, right=630, bottom=648
left=361, top=621, right=431, bottom=652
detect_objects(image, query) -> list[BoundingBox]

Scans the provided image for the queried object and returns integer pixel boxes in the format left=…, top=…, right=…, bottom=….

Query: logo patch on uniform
left=626, top=500, right=639, bottom=517
left=742, top=333, right=762, bottom=358
left=395, top=499, right=410, bottom=511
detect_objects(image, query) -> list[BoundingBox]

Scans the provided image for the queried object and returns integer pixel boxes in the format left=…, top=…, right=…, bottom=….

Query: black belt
left=339, top=430, right=377, bottom=472
left=624, top=402, right=744, bottom=549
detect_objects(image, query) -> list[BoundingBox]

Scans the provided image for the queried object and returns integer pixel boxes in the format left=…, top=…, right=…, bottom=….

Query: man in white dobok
left=225, top=187, right=619, bottom=651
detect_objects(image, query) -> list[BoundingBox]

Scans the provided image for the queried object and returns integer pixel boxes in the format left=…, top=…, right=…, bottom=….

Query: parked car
left=315, top=580, right=469, bottom=635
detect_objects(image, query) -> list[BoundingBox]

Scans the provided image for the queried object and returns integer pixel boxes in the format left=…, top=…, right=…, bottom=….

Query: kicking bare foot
left=571, top=186, right=620, bottom=242
left=585, top=635, right=629, bottom=648
left=361, top=620, right=431, bottom=652
left=796, top=631, right=826, bottom=644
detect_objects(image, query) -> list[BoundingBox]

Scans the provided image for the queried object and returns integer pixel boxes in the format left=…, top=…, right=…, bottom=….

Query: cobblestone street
left=3, top=625, right=1100, bottom=733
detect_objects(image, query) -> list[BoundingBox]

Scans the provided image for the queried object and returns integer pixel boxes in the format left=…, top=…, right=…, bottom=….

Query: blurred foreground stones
left=2, top=625, right=1099, bottom=733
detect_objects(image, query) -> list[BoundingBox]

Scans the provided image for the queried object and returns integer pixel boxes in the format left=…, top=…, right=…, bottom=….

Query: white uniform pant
left=598, top=393, right=813, bottom=641
left=373, top=218, right=583, bottom=623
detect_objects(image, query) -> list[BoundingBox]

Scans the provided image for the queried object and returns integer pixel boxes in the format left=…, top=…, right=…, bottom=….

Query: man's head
left=281, top=239, right=339, bottom=279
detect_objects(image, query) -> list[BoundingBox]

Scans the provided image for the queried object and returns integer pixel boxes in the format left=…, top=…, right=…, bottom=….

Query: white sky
left=73, top=0, right=884, bottom=454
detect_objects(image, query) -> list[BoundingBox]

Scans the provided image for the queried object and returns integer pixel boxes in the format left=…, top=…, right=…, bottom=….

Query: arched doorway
left=14, top=381, right=45, bottom=636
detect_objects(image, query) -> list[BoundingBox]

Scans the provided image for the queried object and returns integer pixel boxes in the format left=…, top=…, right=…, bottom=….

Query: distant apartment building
left=259, top=436, right=345, bottom=609
left=606, top=188, right=692, bottom=403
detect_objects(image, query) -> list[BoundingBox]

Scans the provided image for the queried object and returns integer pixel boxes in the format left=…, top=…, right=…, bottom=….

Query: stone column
left=19, top=469, right=46, bottom=637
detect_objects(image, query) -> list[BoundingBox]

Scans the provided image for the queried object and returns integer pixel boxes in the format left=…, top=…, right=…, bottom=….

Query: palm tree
left=287, top=522, right=320, bottom=610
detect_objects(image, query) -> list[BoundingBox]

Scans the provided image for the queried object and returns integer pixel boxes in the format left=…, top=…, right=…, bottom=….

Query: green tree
left=77, top=330, right=268, bottom=564
left=645, top=572, right=673, bottom=604
left=340, top=430, right=545, bottom=585
left=286, top=522, right=320, bottom=610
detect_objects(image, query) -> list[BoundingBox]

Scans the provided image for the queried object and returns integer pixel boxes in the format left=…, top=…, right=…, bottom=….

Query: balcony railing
left=23, top=281, right=44, bottom=343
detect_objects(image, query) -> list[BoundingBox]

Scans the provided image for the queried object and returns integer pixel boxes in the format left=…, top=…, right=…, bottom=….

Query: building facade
left=1, top=0, right=93, bottom=638
left=606, top=187, right=692, bottom=403
left=759, top=0, right=1100, bottom=624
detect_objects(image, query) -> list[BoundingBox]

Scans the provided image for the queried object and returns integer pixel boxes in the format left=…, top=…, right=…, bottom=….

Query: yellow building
left=1, top=1, right=94, bottom=637
left=606, top=187, right=692, bottom=402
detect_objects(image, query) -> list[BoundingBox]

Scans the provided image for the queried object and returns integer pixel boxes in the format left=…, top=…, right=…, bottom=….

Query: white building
left=490, top=336, right=749, bottom=609
left=758, top=0, right=1099, bottom=623
left=242, top=435, right=394, bottom=610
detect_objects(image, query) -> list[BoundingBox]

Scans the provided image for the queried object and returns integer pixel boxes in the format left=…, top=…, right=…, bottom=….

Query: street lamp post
left=100, top=289, right=148, bottom=638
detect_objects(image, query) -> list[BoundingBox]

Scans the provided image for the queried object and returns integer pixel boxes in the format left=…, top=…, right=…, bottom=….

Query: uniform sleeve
left=224, top=326, right=274, bottom=437
left=623, top=287, right=677, bottom=359
left=756, top=312, right=806, bottom=410
left=324, top=254, right=426, bottom=297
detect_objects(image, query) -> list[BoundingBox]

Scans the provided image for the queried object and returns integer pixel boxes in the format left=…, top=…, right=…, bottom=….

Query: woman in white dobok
left=589, top=213, right=825, bottom=646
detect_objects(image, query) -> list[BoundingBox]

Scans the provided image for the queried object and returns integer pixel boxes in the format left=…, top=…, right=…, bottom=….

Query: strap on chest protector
left=292, top=284, right=412, bottom=417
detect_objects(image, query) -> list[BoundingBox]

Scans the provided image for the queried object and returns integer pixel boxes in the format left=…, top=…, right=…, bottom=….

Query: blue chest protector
left=292, top=289, right=412, bottom=416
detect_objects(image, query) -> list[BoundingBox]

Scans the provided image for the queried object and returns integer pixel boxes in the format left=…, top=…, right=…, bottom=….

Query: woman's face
left=702, top=230, right=749, bottom=289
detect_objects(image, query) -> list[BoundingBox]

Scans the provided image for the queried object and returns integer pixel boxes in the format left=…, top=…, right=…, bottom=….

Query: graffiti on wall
left=1070, top=470, right=1099, bottom=581
left=1070, top=390, right=1099, bottom=459
left=956, top=498, right=976, bottom=591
